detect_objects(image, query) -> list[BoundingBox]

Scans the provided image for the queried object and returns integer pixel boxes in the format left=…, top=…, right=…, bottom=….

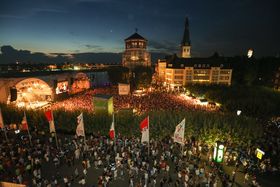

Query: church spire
left=180, top=17, right=191, bottom=58
left=181, top=17, right=191, bottom=46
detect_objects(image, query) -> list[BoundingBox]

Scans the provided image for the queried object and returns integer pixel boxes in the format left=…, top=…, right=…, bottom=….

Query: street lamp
left=213, top=141, right=225, bottom=163
left=237, top=110, right=242, bottom=116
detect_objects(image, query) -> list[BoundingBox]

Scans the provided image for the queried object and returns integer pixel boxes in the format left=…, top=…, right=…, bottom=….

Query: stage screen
left=55, top=81, right=69, bottom=94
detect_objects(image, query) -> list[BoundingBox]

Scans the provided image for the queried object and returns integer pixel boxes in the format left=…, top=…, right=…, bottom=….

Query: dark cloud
left=0, top=45, right=67, bottom=64
left=149, top=40, right=179, bottom=53
left=84, top=44, right=102, bottom=50
left=0, top=45, right=167, bottom=64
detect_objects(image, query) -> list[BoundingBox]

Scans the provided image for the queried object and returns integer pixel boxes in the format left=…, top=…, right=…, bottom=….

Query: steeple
left=180, top=17, right=191, bottom=58
left=181, top=17, right=191, bottom=46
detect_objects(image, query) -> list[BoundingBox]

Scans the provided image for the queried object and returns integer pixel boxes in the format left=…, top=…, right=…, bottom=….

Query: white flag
left=173, top=118, right=185, bottom=145
left=76, top=113, right=85, bottom=137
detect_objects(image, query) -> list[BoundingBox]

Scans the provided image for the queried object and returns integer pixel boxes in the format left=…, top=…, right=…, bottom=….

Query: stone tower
left=122, top=31, right=151, bottom=69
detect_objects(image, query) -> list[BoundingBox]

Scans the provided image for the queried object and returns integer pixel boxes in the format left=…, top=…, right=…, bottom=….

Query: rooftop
left=125, top=32, right=147, bottom=41
left=165, top=54, right=231, bottom=69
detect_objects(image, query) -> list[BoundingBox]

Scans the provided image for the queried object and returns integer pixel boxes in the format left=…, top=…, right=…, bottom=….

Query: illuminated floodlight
left=247, top=49, right=253, bottom=58
left=213, top=142, right=224, bottom=163
left=255, top=148, right=265, bottom=160
left=237, top=110, right=242, bottom=116
left=15, top=130, right=20, bottom=134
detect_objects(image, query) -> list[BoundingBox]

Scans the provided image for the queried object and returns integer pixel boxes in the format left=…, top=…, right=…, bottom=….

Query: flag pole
left=0, top=108, right=8, bottom=142
left=52, top=111, right=59, bottom=150
left=113, top=112, right=116, bottom=147
left=25, top=111, right=32, bottom=146
left=148, top=115, right=150, bottom=157
left=4, top=128, right=8, bottom=141
left=113, top=112, right=117, bottom=159
left=181, top=143, right=184, bottom=157
left=83, top=113, right=86, bottom=146
left=181, top=118, right=185, bottom=157
left=3, top=126, right=8, bottom=142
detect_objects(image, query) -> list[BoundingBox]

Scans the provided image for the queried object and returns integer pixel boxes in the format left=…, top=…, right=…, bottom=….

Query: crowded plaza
left=0, top=86, right=280, bottom=187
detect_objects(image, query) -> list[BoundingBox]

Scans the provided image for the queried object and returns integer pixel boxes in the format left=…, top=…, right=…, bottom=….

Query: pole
left=113, top=113, right=116, bottom=147
left=113, top=112, right=117, bottom=159
left=148, top=116, right=150, bottom=157
left=25, top=111, right=32, bottom=146
left=181, top=143, right=184, bottom=157
left=3, top=127, right=8, bottom=142
left=52, top=111, right=59, bottom=150
left=83, top=113, right=87, bottom=149
left=0, top=108, right=8, bottom=142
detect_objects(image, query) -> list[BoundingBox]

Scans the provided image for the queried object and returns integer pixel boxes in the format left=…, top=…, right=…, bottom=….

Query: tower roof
left=181, top=17, right=191, bottom=46
left=125, top=32, right=147, bottom=41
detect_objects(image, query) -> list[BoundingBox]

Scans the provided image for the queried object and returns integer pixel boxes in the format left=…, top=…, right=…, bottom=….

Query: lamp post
left=213, top=141, right=225, bottom=163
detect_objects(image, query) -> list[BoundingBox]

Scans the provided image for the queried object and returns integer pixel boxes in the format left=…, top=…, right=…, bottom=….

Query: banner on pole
left=173, top=118, right=185, bottom=145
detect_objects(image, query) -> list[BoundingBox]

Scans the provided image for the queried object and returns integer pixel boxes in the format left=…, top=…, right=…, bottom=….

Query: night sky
left=0, top=0, right=279, bottom=57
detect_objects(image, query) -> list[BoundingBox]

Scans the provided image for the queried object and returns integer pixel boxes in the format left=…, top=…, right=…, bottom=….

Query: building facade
left=122, top=32, right=151, bottom=69
left=156, top=17, right=232, bottom=87
left=156, top=55, right=232, bottom=88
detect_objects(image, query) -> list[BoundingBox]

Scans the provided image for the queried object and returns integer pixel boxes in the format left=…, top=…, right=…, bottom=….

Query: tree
left=133, top=66, right=153, bottom=89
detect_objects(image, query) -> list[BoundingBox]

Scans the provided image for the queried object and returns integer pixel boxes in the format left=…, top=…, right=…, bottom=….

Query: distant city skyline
left=1, top=0, right=279, bottom=57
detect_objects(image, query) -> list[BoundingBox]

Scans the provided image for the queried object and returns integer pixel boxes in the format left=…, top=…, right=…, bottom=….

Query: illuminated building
left=122, top=31, right=151, bottom=69
left=156, top=17, right=232, bottom=87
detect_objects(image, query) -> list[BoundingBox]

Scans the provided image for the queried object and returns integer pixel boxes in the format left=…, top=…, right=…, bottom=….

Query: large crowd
left=0, top=120, right=279, bottom=187
left=0, top=129, right=256, bottom=187
left=50, top=87, right=218, bottom=114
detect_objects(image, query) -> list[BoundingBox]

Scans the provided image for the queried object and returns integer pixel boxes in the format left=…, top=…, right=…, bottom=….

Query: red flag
left=45, top=110, right=53, bottom=122
left=140, top=116, right=149, bottom=131
left=21, top=112, right=29, bottom=130
left=140, top=116, right=149, bottom=143
left=45, top=110, right=56, bottom=133
left=109, top=121, right=115, bottom=140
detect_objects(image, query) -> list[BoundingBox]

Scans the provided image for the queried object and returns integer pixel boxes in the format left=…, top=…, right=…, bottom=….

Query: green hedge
left=0, top=104, right=262, bottom=146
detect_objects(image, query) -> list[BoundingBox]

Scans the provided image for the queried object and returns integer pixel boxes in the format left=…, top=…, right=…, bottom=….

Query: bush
left=0, top=104, right=262, bottom=147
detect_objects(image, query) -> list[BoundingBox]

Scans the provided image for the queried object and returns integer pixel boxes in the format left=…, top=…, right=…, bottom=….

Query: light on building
left=247, top=49, right=253, bottom=58
left=213, top=142, right=224, bottom=163
left=74, top=66, right=80, bottom=70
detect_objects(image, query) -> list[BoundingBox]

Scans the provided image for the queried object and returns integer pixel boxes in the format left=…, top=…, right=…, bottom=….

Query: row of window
left=126, top=42, right=145, bottom=48
left=194, top=70, right=210, bottom=74
left=193, top=76, right=210, bottom=80
left=220, top=70, right=231, bottom=74
left=174, top=70, right=184, bottom=74
left=174, top=75, right=184, bottom=80
left=219, top=76, right=230, bottom=80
